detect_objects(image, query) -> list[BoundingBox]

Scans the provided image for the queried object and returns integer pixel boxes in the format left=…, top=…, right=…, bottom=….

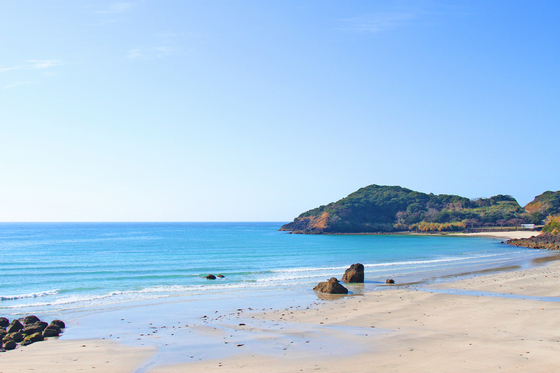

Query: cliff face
left=279, top=211, right=330, bottom=234
left=280, top=184, right=529, bottom=234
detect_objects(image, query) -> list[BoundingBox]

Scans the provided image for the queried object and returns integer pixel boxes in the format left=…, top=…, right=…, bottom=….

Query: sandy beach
left=447, top=231, right=539, bottom=240
left=147, top=259, right=560, bottom=373
left=2, top=239, right=559, bottom=373
left=0, top=339, right=156, bottom=373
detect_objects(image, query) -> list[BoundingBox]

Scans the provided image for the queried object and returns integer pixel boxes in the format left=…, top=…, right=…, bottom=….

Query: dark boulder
left=6, top=320, right=23, bottom=333
left=22, top=324, right=43, bottom=336
left=313, top=277, right=349, bottom=294
left=13, top=332, right=24, bottom=343
left=342, top=263, right=365, bottom=283
left=50, top=320, right=66, bottom=329
left=23, top=315, right=40, bottom=325
left=0, top=317, right=9, bottom=328
left=5, top=332, right=24, bottom=343
left=3, top=340, right=16, bottom=350
left=205, top=274, right=216, bottom=280
left=386, top=279, right=395, bottom=284
left=35, top=321, right=48, bottom=331
left=21, top=332, right=44, bottom=346
left=43, top=325, right=61, bottom=337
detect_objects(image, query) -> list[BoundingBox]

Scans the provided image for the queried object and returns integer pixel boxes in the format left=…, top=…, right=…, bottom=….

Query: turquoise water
left=0, top=222, right=548, bottom=318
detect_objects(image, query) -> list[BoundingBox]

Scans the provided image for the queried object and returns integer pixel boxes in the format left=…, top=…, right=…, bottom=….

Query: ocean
left=0, top=222, right=549, bottom=320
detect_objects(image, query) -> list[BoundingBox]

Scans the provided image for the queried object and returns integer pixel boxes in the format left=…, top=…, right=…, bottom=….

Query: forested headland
left=280, top=185, right=560, bottom=234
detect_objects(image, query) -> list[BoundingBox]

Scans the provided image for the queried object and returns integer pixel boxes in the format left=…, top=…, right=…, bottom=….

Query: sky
left=1, top=0, right=559, bottom=222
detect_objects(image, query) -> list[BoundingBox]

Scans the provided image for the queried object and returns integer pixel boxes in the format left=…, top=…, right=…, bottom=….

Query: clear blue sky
left=1, top=1, right=559, bottom=222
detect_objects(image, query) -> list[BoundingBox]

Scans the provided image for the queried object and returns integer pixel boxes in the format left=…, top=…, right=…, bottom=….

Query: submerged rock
left=386, top=279, right=395, bottom=284
left=205, top=274, right=217, bottom=280
left=314, top=277, right=349, bottom=294
left=342, top=263, right=365, bottom=283
left=217, top=274, right=225, bottom=278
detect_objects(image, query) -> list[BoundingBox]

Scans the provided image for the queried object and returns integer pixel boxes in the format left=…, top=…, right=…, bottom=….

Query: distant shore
left=444, top=230, right=539, bottom=240
left=287, top=230, right=540, bottom=240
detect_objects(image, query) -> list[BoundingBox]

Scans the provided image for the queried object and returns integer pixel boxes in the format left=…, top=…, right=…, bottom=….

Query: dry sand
left=0, top=339, right=155, bottom=373
left=448, top=231, right=539, bottom=240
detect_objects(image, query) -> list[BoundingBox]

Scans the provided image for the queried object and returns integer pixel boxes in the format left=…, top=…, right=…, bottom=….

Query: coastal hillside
left=524, top=191, right=560, bottom=224
left=281, top=185, right=560, bottom=234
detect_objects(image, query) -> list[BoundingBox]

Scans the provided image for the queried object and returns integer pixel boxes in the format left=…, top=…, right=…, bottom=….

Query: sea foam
left=0, top=289, right=59, bottom=301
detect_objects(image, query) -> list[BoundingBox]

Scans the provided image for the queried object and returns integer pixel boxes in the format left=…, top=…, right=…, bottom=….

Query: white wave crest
left=268, top=254, right=500, bottom=275
left=0, top=289, right=59, bottom=301
left=272, top=266, right=348, bottom=273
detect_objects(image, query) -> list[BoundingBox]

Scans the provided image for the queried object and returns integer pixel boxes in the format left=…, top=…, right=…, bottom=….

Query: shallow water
left=0, top=222, right=550, bottom=319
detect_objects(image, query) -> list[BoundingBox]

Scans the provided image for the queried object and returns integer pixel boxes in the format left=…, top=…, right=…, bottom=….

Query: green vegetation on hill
left=525, top=191, right=560, bottom=224
left=280, top=184, right=555, bottom=234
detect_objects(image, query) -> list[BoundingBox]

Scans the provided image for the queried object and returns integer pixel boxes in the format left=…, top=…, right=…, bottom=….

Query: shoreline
left=284, top=230, right=540, bottom=240
left=0, top=234, right=555, bottom=372
left=3, top=257, right=559, bottom=372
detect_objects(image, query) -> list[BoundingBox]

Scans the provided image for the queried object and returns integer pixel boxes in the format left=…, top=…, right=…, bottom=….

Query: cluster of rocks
left=0, top=316, right=65, bottom=352
left=205, top=274, right=225, bottom=280
left=507, top=233, right=560, bottom=250
left=313, top=263, right=395, bottom=294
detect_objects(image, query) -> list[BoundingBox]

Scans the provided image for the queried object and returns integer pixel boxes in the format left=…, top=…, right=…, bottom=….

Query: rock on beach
left=0, top=316, right=65, bottom=351
left=342, top=263, right=365, bottom=283
left=6, top=320, right=23, bottom=334
left=314, top=277, right=349, bottom=294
